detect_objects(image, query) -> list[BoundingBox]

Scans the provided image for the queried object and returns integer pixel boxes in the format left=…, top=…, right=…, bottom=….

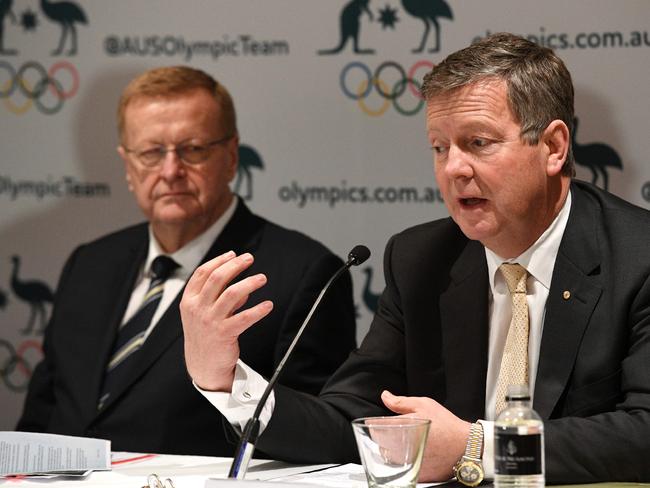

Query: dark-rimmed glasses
left=123, top=135, right=233, bottom=167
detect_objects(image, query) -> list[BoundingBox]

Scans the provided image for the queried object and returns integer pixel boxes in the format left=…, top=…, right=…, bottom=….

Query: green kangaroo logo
left=318, top=0, right=375, bottom=55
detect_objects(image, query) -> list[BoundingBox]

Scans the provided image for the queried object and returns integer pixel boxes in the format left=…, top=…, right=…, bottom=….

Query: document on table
left=207, top=463, right=449, bottom=487
left=268, top=463, right=450, bottom=487
left=0, top=431, right=111, bottom=477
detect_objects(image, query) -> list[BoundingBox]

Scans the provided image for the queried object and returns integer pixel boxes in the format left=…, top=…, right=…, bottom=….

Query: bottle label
left=494, top=433, right=543, bottom=475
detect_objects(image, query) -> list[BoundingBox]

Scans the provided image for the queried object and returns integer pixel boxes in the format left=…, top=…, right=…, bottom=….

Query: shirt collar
left=485, top=190, right=572, bottom=293
left=144, top=196, right=239, bottom=280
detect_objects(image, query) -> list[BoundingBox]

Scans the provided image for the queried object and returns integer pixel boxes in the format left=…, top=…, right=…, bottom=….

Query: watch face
left=457, top=461, right=484, bottom=487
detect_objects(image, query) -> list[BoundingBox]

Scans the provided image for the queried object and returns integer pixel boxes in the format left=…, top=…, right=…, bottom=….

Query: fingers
left=381, top=390, right=417, bottom=415
left=182, top=267, right=272, bottom=332
left=218, top=273, right=267, bottom=314
left=185, top=251, right=256, bottom=303
left=221, top=298, right=274, bottom=338
left=180, top=251, right=275, bottom=392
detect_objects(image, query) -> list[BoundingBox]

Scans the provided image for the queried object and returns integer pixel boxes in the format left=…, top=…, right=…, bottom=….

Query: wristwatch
left=453, top=422, right=484, bottom=487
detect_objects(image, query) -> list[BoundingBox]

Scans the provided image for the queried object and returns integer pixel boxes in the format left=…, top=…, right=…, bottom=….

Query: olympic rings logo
left=339, top=60, right=435, bottom=117
left=0, top=339, right=43, bottom=393
left=0, top=61, right=80, bottom=115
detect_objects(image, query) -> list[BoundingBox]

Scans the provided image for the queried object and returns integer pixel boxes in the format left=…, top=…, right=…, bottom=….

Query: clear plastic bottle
left=494, top=384, right=545, bottom=488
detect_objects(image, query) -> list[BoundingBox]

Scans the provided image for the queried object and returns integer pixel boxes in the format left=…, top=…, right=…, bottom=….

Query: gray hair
left=422, top=32, right=575, bottom=175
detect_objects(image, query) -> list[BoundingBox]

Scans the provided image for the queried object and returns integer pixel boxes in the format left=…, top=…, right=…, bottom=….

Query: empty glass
left=352, top=416, right=430, bottom=488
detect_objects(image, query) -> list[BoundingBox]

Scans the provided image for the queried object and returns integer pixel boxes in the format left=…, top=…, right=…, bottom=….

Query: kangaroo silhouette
left=235, top=145, right=264, bottom=201
left=10, top=255, right=54, bottom=335
left=40, top=0, right=87, bottom=56
left=572, top=117, right=622, bottom=191
left=318, top=0, right=375, bottom=55
left=362, top=267, right=380, bottom=313
left=401, top=0, right=453, bottom=53
left=0, top=0, right=17, bottom=55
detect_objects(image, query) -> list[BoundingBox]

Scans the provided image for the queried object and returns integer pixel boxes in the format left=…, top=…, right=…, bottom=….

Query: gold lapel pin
left=563, top=290, right=571, bottom=300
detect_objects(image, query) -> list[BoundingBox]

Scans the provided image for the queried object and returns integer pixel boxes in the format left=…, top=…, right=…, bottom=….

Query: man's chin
left=455, top=220, right=495, bottom=244
left=151, top=208, right=201, bottom=226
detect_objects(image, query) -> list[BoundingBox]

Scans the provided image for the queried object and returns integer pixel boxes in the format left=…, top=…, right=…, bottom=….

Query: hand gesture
left=181, top=251, right=273, bottom=392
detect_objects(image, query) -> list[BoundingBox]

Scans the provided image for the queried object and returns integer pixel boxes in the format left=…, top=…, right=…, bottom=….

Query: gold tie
left=495, top=263, right=529, bottom=416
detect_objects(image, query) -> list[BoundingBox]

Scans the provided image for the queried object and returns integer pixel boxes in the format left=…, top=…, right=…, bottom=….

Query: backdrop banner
left=1, top=0, right=648, bottom=429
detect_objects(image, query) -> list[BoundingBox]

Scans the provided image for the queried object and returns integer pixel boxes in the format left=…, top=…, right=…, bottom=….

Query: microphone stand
left=227, top=246, right=370, bottom=479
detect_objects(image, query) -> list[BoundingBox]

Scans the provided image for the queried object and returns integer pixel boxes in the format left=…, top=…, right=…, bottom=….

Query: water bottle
left=494, top=384, right=545, bottom=488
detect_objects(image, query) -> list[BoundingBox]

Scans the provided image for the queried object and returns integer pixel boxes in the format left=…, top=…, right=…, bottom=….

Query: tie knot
left=150, top=255, right=179, bottom=281
left=499, top=263, right=527, bottom=294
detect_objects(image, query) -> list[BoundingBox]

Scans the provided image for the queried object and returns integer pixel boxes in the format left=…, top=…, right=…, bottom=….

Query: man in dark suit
left=181, top=34, right=650, bottom=483
left=16, top=66, right=356, bottom=456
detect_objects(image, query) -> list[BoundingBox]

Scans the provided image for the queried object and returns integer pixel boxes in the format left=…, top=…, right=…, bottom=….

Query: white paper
left=270, top=463, right=448, bottom=488
left=0, top=431, right=111, bottom=476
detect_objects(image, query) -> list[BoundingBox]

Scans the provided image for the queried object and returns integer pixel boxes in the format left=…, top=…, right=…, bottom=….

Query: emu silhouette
left=361, top=267, right=380, bottom=313
left=0, top=0, right=17, bottom=55
left=40, top=0, right=87, bottom=55
left=401, top=0, right=453, bottom=53
left=572, top=117, right=622, bottom=191
left=318, top=0, right=375, bottom=55
left=234, top=145, right=264, bottom=201
left=10, top=255, right=54, bottom=335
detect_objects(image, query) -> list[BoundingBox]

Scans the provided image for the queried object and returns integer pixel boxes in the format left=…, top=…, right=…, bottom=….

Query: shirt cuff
left=478, top=419, right=494, bottom=479
left=194, top=359, right=275, bottom=433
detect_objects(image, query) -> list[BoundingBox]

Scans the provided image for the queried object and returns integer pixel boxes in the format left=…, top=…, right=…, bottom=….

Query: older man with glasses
left=17, top=66, right=357, bottom=457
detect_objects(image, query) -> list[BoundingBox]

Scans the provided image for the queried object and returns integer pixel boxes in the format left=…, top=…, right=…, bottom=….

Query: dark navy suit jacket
left=255, top=181, right=650, bottom=483
left=17, top=201, right=357, bottom=456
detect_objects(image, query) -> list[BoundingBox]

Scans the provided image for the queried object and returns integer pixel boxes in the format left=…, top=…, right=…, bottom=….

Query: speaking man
left=180, top=34, right=650, bottom=483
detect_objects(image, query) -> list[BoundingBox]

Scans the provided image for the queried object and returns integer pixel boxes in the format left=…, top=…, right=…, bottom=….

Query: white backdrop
left=1, top=0, right=649, bottom=429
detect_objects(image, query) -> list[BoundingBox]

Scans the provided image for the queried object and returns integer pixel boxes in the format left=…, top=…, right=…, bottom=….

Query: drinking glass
left=352, top=416, right=430, bottom=488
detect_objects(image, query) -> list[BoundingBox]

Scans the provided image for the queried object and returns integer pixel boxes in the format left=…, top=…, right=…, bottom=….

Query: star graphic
left=20, top=8, right=38, bottom=32
left=378, top=4, right=399, bottom=30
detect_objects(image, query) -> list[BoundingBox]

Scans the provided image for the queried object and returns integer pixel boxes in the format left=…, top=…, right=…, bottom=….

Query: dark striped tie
left=98, top=255, right=179, bottom=410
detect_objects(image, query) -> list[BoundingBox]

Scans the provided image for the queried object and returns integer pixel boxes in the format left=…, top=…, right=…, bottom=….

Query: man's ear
left=226, top=134, right=240, bottom=183
left=543, top=120, right=570, bottom=176
left=117, top=145, right=127, bottom=163
left=117, top=145, right=134, bottom=191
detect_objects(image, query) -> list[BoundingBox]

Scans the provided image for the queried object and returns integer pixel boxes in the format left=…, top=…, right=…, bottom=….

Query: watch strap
left=464, top=422, right=484, bottom=461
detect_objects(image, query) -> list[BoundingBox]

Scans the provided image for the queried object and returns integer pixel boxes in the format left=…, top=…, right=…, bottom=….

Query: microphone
left=228, top=245, right=371, bottom=479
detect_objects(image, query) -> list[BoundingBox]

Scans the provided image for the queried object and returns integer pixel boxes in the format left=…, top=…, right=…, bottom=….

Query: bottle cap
left=505, top=384, right=531, bottom=401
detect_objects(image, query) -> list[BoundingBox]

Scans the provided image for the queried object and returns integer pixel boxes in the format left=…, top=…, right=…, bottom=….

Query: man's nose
left=444, top=146, right=473, bottom=179
left=159, top=149, right=185, bottom=178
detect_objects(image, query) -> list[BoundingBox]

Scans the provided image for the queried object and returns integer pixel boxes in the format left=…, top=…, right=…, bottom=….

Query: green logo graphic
left=0, top=0, right=88, bottom=57
left=10, top=255, right=53, bottom=335
left=235, top=144, right=265, bottom=201
left=361, top=266, right=380, bottom=313
left=318, top=0, right=454, bottom=55
left=402, top=0, right=453, bottom=53
left=40, top=0, right=88, bottom=56
left=573, top=117, right=623, bottom=191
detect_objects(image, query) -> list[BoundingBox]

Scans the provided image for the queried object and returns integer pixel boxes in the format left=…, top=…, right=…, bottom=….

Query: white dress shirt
left=120, top=197, right=238, bottom=338
left=480, top=190, right=571, bottom=476
left=199, top=192, right=572, bottom=478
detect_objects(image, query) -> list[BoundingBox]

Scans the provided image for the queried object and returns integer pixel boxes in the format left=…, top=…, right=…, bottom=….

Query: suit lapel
left=439, top=239, right=490, bottom=420
left=534, top=185, right=602, bottom=419
left=82, top=234, right=146, bottom=423
left=95, top=201, right=264, bottom=415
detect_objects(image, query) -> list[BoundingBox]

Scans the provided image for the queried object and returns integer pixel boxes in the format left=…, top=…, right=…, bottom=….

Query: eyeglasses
left=123, top=135, right=233, bottom=167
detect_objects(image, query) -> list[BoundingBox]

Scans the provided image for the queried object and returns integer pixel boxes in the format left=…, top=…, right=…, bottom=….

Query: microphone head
left=348, top=245, right=371, bottom=266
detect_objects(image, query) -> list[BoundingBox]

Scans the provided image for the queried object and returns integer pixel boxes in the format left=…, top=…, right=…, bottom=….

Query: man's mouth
left=459, top=197, right=486, bottom=207
left=159, top=191, right=191, bottom=198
